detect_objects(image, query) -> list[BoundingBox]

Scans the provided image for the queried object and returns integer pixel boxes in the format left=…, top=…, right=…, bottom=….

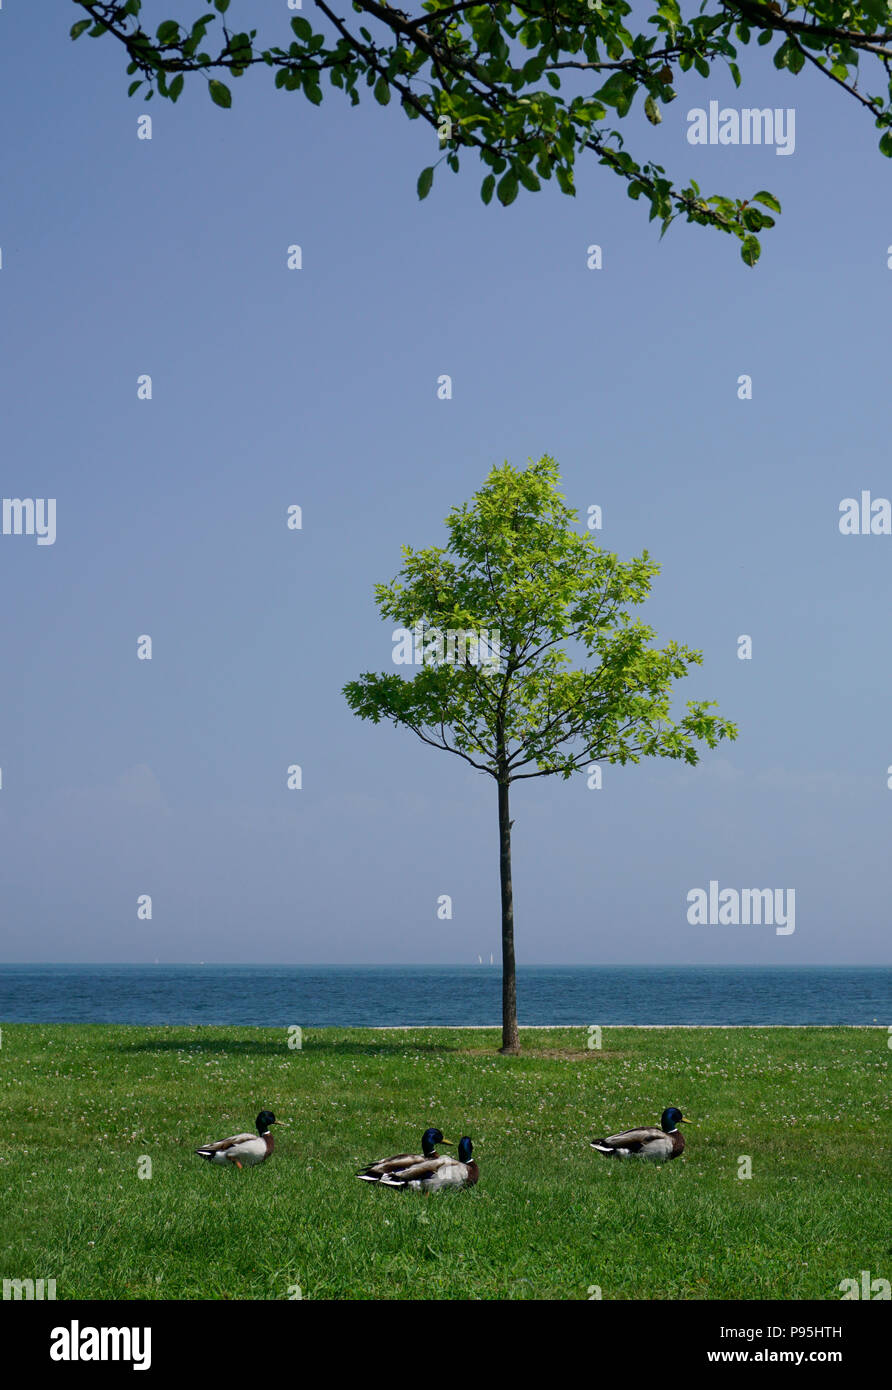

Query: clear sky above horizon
left=1, top=1, right=891, bottom=965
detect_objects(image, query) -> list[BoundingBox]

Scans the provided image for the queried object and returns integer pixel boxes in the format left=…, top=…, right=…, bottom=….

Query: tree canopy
left=344, top=456, right=737, bottom=1050
left=344, top=457, right=737, bottom=782
left=73, top=1, right=892, bottom=265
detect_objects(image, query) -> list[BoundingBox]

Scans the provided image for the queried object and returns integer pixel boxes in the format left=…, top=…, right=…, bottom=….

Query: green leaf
left=753, top=190, right=781, bottom=213
left=740, top=234, right=761, bottom=267
left=880, top=131, right=892, bottom=158
left=128, top=79, right=142, bottom=97
left=169, top=74, right=184, bottom=102
left=644, top=95, right=661, bottom=126
left=290, top=17, right=314, bottom=41
left=208, top=79, right=232, bottom=108
left=70, top=19, right=92, bottom=39
left=214, top=0, right=231, bottom=11
left=497, top=169, right=519, bottom=206
left=374, top=76, right=391, bottom=106
left=480, top=173, right=496, bottom=205
left=157, top=20, right=180, bottom=44
left=787, top=45, right=805, bottom=75
left=596, top=71, right=635, bottom=116
left=657, top=0, right=682, bottom=29
left=417, top=166, right=434, bottom=200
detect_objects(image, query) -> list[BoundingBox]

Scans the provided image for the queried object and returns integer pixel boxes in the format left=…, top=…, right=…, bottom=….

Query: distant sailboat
left=477, top=954, right=483, bottom=964
left=490, top=953, right=494, bottom=965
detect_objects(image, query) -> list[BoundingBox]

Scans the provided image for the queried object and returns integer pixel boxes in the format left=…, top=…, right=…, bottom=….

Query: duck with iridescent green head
left=357, top=1128, right=453, bottom=1183
left=590, top=1107, right=690, bottom=1162
left=378, top=1136, right=479, bottom=1191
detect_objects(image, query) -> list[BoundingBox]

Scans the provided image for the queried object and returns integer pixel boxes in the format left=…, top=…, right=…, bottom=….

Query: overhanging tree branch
left=70, top=1, right=892, bottom=265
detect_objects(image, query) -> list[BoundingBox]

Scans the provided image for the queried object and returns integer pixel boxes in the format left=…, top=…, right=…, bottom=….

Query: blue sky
left=1, top=1, right=891, bottom=964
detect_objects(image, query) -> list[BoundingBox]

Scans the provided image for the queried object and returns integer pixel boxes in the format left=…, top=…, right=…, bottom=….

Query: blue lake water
left=0, top=964, right=887, bottom=1026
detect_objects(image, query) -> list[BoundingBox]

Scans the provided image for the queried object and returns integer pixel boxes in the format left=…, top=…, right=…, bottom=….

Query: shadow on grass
left=111, top=1035, right=613, bottom=1062
left=112, top=1036, right=466, bottom=1058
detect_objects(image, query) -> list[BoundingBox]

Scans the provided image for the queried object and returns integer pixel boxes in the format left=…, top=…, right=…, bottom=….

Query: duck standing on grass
left=378, top=1136, right=478, bottom=1192
left=590, top=1107, right=689, bottom=1162
left=357, top=1128, right=453, bottom=1183
left=195, top=1110, right=277, bottom=1169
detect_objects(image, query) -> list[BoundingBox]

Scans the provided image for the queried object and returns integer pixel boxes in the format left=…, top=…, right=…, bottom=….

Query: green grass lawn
left=0, top=1024, right=888, bottom=1300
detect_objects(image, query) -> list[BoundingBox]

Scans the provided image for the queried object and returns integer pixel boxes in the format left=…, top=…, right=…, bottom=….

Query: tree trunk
left=498, top=775, right=520, bottom=1054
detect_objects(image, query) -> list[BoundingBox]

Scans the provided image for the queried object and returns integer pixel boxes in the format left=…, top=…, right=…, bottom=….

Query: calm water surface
left=0, top=964, right=887, bottom=1026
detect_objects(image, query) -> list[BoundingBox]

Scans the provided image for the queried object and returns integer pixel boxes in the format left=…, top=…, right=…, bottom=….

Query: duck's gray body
left=590, top=1107, right=688, bottom=1162
left=379, top=1154, right=479, bottom=1191
left=371, top=1136, right=478, bottom=1191
left=358, top=1129, right=451, bottom=1183
left=196, top=1131, right=274, bottom=1166
left=195, top=1110, right=276, bottom=1167
left=590, top=1126, right=684, bottom=1162
left=358, top=1149, right=441, bottom=1182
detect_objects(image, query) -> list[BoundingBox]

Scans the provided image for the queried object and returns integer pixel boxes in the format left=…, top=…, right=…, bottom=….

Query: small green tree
left=344, top=456, right=736, bottom=1052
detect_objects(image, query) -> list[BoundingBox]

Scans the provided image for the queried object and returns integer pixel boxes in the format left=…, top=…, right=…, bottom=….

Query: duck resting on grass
left=195, top=1110, right=276, bottom=1169
left=357, top=1128, right=453, bottom=1183
left=590, top=1107, right=689, bottom=1163
left=377, top=1136, right=478, bottom=1192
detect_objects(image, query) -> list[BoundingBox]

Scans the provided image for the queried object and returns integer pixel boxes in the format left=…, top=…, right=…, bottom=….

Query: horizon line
left=0, top=961, right=888, bottom=970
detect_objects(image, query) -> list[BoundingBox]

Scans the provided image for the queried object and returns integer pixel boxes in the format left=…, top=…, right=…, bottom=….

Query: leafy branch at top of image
left=70, top=0, right=892, bottom=265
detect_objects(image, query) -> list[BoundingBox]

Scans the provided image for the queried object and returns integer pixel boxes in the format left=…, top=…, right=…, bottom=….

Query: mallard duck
left=378, top=1136, right=478, bottom=1191
left=590, top=1107, right=689, bottom=1162
left=357, top=1128, right=453, bottom=1183
left=195, top=1110, right=276, bottom=1168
